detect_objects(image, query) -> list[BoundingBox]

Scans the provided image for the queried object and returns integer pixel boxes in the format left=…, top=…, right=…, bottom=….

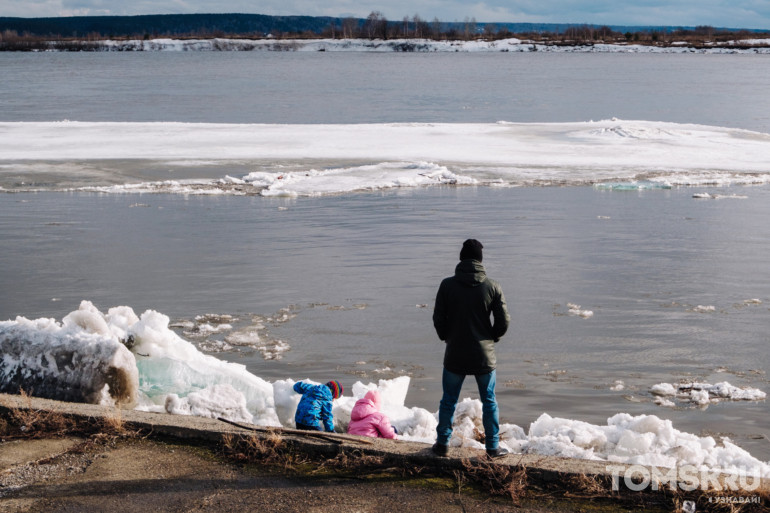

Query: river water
left=1, top=51, right=770, bottom=129
left=1, top=50, right=769, bottom=458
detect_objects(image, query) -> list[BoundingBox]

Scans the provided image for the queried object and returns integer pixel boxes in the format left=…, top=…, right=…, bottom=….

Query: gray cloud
left=1, top=0, right=768, bottom=29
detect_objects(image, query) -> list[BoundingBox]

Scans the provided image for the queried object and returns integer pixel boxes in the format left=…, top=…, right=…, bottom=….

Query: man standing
left=432, top=239, right=511, bottom=458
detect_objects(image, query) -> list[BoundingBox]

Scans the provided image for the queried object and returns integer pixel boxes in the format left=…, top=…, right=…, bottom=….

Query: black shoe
left=432, top=442, right=449, bottom=457
left=486, top=447, right=510, bottom=459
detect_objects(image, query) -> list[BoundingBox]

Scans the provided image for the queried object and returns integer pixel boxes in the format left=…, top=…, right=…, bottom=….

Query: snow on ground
left=92, top=37, right=770, bottom=54
left=2, top=119, right=770, bottom=196
left=1, top=301, right=769, bottom=479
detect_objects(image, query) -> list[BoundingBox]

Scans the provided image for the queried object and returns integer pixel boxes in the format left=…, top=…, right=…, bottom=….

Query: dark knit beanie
left=459, top=239, right=483, bottom=262
left=326, top=380, right=343, bottom=399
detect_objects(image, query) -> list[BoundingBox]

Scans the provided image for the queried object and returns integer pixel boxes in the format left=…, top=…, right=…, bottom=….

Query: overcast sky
left=2, top=0, right=770, bottom=30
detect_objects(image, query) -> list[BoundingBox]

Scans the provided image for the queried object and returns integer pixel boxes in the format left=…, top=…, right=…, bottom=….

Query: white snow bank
left=0, top=302, right=139, bottom=407
left=0, top=301, right=279, bottom=424
left=119, top=308, right=280, bottom=425
left=2, top=302, right=769, bottom=479
left=524, top=413, right=770, bottom=478
left=94, top=37, right=770, bottom=54
left=651, top=381, right=767, bottom=407
left=2, top=120, right=770, bottom=196
left=728, top=38, right=770, bottom=46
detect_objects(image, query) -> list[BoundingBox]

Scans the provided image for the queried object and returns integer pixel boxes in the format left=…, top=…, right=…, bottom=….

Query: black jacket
left=433, top=259, right=510, bottom=375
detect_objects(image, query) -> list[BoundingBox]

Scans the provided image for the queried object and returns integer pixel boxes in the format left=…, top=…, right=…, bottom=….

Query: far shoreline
left=3, top=36, right=770, bottom=53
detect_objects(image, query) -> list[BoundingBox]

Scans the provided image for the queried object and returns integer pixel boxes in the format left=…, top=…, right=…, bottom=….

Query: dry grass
left=220, top=432, right=310, bottom=470
left=563, top=472, right=611, bottom=498
left=0, top=390, right=77, bottom=439
left=220, top=432, right=396, bottom=478
left=315, top=448, right=386, bottom=474
left=460, top=457, right=528, bottom=504
left=101, top=408, right=128, bottom=435
left=0, top=390, right=140, bottom=444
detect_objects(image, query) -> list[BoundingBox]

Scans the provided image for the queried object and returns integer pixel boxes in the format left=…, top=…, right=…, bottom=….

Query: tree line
left=326, top=13, right=765, bottom=46
left=1, top=12, right=768, bottom=51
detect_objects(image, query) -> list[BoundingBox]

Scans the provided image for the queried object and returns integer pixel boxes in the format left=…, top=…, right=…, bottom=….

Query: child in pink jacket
left=347, top=389, right=398, bottom=439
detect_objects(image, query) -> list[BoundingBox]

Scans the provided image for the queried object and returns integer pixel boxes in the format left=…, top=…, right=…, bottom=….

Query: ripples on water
left=2, top=51, right=770, bottom=458
left=1, top=186, right=769, bottom=457
left=1, top=52, right=769, bottom=131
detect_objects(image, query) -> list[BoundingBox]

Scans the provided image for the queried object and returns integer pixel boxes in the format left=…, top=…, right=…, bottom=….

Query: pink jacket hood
left=347, top=390, right=397, bottom=439
left=350, top=390, right=381, bottom=421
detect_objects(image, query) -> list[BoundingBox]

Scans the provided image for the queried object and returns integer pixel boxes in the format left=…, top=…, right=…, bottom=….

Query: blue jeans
left=436, top=368, right=499, bottom=450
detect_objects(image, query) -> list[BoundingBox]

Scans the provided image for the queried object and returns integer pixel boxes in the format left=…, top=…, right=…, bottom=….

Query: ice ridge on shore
left=1, top=301, right=769, bottom=479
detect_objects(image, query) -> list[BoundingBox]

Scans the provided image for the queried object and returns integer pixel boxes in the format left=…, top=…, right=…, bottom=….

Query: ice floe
left=567, top=303, right=594, bottom=319
left=692, top=192, right=749, bottom=199
left=172, top=308, right=292, bottom=360
left=651, top=382, right=767, bottom=408
left=3, top=120, right=770, bottom=196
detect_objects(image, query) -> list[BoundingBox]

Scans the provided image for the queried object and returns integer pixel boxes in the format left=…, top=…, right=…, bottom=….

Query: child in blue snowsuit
left=293, top=380, right=343, bottom=432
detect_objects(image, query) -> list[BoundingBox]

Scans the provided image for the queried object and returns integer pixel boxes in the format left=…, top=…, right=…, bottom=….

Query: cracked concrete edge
left=1, top=393, right=767, bottom=494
